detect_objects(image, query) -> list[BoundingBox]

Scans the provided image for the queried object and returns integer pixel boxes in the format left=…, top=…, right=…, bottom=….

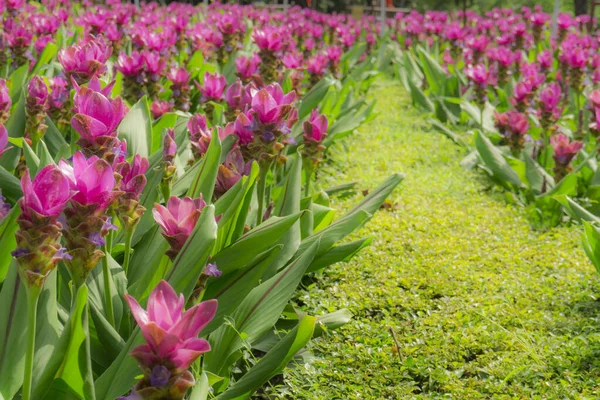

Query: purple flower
left=204, top=263, right=222, bottom=277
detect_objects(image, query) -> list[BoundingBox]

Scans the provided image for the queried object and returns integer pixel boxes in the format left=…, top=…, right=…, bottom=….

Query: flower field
left=392, top=7, right=600, bottom=271
left=0, top=1, right=399, bottom=399
left=3, top=0, right=600, bottom=398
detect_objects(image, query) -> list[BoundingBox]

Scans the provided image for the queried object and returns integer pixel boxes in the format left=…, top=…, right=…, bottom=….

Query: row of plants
left=390, top=7, right=600, bottom=271
left=0, top=2, right=401, bottom=399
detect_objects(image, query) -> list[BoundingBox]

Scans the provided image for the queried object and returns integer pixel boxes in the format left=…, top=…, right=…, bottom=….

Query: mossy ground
left=279, top=78, right=600, bottom=398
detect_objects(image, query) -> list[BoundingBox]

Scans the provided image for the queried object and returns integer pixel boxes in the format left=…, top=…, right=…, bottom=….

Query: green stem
left=123, top=228, right=134, bottom=277
left=102, top=245, right=115, bottom=328
left=22, top=285, right=41, bottom=400
left=160, top=181, right=171, bottom=204
left=256, top=164, right=269, bottom=226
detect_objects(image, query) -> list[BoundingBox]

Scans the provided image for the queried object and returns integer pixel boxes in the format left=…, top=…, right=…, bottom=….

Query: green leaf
left=554, top=195, right=600, bottom=224
left=189, top=372, right=211, bottom=400
left=205, top=240, right=320, bottom=376
left=33, top=285, right=95, bottom=400
left=582, top=221, right=600, bottom=273
left=32, top=43, right=58, bottom=75
left=117, top=96, right=152, bottom=158
left=211, top=212, right=303, bottom=275
left=151, top=113, right=178, bottom=154
left=44, top=117, right=69, bottom=158
left=298, top=77, right=335, bottom=120
left=0, top=265, right=61, bottom=399
left=523, top=151, right=555, bottom=195
left=215, top=316, right=316, bottom=399
left=408, top=79, right=434, bottom=112
left=474, top=131, right=524, bottom=190
left=0, top=205, right=19, bottom=282
left=308, top=237, right=372, bottom=273
left=22, top=141, right=41, bottom=175
left=187, top=129, right=222, bottom=202
left=202, top=245, right=282, bottom=335
left=8, top=64, right=28, bottom=102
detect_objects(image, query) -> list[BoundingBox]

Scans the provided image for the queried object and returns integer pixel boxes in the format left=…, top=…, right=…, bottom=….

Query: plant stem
left=256, top=164, right=269, bottom=226
left=22, top=284, right=41, bottom=400
left=102, top=245, right=115, bottom=328
left=123, top=228, right=134, bottom=277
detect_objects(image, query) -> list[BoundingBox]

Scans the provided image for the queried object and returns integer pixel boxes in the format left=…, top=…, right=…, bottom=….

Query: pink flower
left=0, top=79, right=11, bottom=122
left=152, top=196, right=207, bottom=252
left=163, top=129, right=177, bottom=163
left=117, top=154, right=148, bottom=198
left=197, top=72, right=226, bottom=101
left=539, top=83, right=562, bottom=115
left=0, top=124, right=8, bottom=156
left=21, top=165, right=72, bottom=217
left=151, top=100, right=171, bottom=120
left=235, top=54, right=260, bottom=80
left=59, top=151, right=117, bottom=210
left=125, top=280, right=217, bottom=373
left=187, top=114, right=212, bottom=157
left=166, top=67, right=190, bottom=86
left=537, top=50, right=552, bottom=70
left=465, top=64, right=489, bottom=86
left=225, top=79, right=247, bottom=110
left=215, top=148, right=251, bottom=198
left=304, top=109, right=328, bottom=142
left=48, top=77, right=69, bottom=109
left=27, top=76, right=49, bottom=107
left=250, top=83, right=296, bottom=125
left=115, top=51, right=145, bottom=76
left=71, top=83, right=126, bottom=141
left=282, top=53, right=303, bottom=69
left=252, top=27, right=282, bottom=52
left=58, top=37, right=112, bottom=83
left=551, top=134, right=583, bottom=166
left=143, top=50, right=166, bottom=77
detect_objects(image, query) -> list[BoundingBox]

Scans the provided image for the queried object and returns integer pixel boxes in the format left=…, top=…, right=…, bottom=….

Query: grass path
left=282, top=79, right=600, bottom=398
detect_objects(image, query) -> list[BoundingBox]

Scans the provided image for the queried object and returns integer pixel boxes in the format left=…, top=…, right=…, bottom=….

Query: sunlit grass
left=278, top=78, right=600, bottom=399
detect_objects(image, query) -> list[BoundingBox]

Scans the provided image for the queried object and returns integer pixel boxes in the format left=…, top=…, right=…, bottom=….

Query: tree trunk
left=574, top=0, right=588, bottom=16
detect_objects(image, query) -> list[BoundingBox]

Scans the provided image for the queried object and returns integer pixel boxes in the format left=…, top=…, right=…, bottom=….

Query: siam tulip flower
left=537, top=50, right=552, bottom=71
left=115, top=50, right=146, bottom=104
left=161, top=129, right=177, bottom=203
left=13, top=165, right=72, bottom=288
left=253, top=27, right=283, bottom=84
left=58, top=37, right=112, bottom=84
left=187, top=114, right=211, bottom=160
left=224, top=79, right=251, bottom=121
left=71, top=78, right=127, bottom=161
left=48, top=77, right=71, bottom=131
left=0, top=189, right=10, bottom=221
left=465, top=64, right=489, bottom=105
left=60, top=151, right=118, bottom=211
left=25, top=76, right=49, bottom=147
left=551, top=133, right=583, bottom=181
left=0, top=124, right=10, bottom=157
left=197, top=72, right=226, bottom=102
left=59, top=152, right=120, bottom=286
left=495, top=110, right=530, bottom=155
left=326, top=46, right=343, bottom=75
left=34, top=34, right=53, bottom=54
left=215, top=148, right=251, bottom=198
left=510, top=81, right=534, bottom=112
left=115, top=154, right=149, bottom=230
left=151, top=100, right=171, bottom=120
left=167, top=67, right=191, bottom=112
left=538, top=83, right=562, bottom=127
left=282, top=53, right=303, bottom=70
left=307, top=54, right=329, bottom=87
left=252, top=27, right=283, bottom=52
left=302, top=109, right=328, bottom=172
left=153, top=196, right=208, bottom=258
left=123, top=281, right=217, bottom=399
left=0, top=79, right=11, bottom=123
left=143, top=51, right=166, bottom=99
left=6, top=24, right=33, bottom=66
left=235, top=54, right=260, bottom=83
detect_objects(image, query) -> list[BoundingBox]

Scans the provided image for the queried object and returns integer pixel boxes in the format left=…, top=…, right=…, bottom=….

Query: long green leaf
left=117, top=96, right=152, bottom=158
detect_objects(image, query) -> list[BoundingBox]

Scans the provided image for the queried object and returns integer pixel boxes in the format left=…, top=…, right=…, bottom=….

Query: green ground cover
left=279, top=79, right=600, bottom=398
